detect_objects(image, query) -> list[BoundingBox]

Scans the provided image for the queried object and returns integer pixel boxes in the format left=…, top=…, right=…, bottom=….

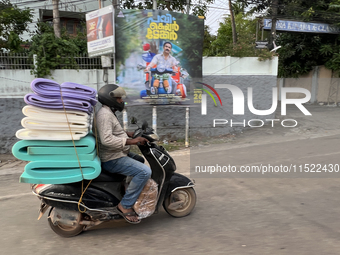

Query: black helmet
left=98, top=84, right=126, bottom=112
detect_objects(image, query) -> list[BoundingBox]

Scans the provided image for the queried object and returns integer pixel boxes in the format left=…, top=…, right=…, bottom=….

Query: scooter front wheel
left=163, top=188, right=196, bottom=218
left=47, top=207, right=85, bottom=238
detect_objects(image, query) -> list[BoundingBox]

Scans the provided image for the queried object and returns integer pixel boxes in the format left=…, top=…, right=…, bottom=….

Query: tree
left=0, top=0, right=33, bottom=52
left=206, top=11, right=274, bottom=60
left=120, top=0, right=214, bottom=16
left=230, top=0, right=340, bottom=77
left=203, top=25, right=216, bottom=56
left=229, top=0, right=237, bottom=44
left=52, top=0, right=61, bottom=38
left=272, top=1, right=340, bottom=77
left=29, top=22, right=86, bottom=77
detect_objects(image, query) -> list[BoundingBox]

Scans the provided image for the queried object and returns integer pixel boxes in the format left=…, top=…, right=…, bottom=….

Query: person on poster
left=96, top=84, right=151, bottom=224
left=144, top=41, right=179, bottom=94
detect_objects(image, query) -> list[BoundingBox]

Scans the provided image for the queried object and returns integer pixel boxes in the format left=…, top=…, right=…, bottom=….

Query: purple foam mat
left=24, top=93, right=93, bottom=114
left=30, top=78, right=97, bottom=105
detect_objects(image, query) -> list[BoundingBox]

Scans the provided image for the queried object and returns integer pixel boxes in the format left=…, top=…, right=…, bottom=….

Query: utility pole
left=153, top=0, right=157, bottom=10
left=52, top=0, right=61, bottom=38
left=112, top=0, right=120, bottom=9
left=187, top=0, right=190, bottom=14
left=228, top=0, right=237, bottom=44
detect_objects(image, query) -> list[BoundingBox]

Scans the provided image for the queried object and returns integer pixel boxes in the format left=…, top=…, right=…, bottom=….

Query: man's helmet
left=98, top=84, right=126, bottom=112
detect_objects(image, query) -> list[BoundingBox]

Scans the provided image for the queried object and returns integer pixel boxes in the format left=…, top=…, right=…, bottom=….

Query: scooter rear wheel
left=48, top=207, right=84, bottom=238
left=163, top=188, right=196, bottom=218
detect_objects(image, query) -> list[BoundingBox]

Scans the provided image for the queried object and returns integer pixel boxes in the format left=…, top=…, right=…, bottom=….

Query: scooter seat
left=92, top=169, right=126, bottom=182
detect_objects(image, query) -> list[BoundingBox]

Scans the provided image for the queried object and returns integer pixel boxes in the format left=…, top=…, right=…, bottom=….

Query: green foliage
left=203, top=25, right=216, bottom=56
left=29, top=23, right=85, bottom=78
left=0, top=0, right=33, bottom=52
left=67, top=21, right=88, bottom=53
left=273, top=1, right=340, bottom=77
left=204, top=13, right=275, bottom=61
left=232, top=0, right=340, bottom=77
left=120, top=0, right=214, bottom=16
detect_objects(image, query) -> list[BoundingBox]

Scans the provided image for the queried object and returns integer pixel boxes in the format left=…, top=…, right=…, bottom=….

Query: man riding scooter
left=96, top=84, right=151, bottom=224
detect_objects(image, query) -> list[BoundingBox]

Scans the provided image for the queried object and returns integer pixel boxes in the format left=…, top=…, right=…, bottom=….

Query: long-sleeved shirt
left=96, top=105, right=130, bottom=162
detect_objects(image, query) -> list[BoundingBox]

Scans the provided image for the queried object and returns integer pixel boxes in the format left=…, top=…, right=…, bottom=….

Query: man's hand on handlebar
left=126, top=137, right=149, bottom=146
left=126, top=131, right=134, bottom=138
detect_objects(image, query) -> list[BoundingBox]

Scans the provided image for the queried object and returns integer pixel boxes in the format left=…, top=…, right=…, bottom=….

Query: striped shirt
left=96, top=105, right=130, bottom=162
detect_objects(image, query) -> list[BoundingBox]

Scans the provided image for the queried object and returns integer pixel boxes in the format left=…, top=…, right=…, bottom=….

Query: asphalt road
left=1, top=105, right=340, bottom=255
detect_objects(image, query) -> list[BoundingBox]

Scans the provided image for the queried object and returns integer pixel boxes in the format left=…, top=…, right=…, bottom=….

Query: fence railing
left=0, top=53, right=109, bottom=70
left=0, top=53, right=32, bottom=69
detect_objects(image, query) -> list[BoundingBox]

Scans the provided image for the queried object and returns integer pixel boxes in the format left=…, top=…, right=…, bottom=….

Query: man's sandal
left=116, top=206, right=141, bottom=224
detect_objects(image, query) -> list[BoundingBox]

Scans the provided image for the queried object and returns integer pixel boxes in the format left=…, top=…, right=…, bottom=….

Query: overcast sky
left=205, top=0, right=230, bottom=35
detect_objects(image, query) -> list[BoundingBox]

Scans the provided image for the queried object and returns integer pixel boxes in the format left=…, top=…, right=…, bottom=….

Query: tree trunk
left=270, top=0, right=278, bottom=48
left=228, top=0, right=237, bottom=44
left=52, top=0, right=61, bottom=38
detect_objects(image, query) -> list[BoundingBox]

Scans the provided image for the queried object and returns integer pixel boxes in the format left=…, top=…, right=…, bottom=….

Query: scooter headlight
left=148, top=133, right=159, bottom=142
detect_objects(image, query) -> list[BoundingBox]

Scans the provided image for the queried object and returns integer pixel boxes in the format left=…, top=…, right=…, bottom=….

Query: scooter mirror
left=142, top=121, right=148, bottom=130
left=131, top=117, right=138, bottom=124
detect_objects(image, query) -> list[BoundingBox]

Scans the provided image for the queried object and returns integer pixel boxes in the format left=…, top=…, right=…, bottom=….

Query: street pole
left=153, top=0, right=157, bottom=10
left=187, top=0, right=190, bottom=14
left=52, top=0, right=61, bottom=38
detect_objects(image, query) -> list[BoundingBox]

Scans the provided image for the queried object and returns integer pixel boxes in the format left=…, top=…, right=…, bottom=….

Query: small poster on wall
left=86, top=5, right=115, bottom=57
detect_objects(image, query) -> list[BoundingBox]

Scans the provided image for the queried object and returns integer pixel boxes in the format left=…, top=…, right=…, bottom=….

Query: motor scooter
left=31, top=118, right=196, bottom=237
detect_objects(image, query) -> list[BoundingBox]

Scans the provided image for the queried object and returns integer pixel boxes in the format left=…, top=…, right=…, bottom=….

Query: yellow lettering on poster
left=146, top=21, right=179, bottom=40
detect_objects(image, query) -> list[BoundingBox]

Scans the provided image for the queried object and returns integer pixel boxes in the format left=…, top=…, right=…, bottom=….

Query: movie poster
left=115, top=9, right=204, bottom=105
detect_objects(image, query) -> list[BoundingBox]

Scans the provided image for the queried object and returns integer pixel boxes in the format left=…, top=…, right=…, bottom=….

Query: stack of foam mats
left=12, top=78, right=101, bottom=184
left=16, top=78, right=97, bottom=140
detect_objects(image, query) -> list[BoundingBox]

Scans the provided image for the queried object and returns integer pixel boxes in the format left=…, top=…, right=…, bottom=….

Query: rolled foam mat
left=12, top=134, right=96, bottom=161
left=21, top=117, right=90, bottom=131
left=19, top=156, right=101, bottom=184
left=15, top=129, right=88, bottom=140
left=30, top=78, right=97, bottom=105
left=24, top=93, right=94, bottom=114
left=22, top=105, right=90, bottom=123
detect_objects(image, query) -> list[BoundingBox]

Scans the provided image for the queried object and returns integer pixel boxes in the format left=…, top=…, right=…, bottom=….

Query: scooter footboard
left=164, top=173, right=195, bottom=199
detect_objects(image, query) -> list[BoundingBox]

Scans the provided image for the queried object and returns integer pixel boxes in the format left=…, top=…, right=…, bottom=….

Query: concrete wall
left=0, top=57, right=278, bottom=154
left=277, top=66, right=340, bottom=103
left=203, top=56, right=278, bottom=76
left=0, top=69, right=115, bottom=98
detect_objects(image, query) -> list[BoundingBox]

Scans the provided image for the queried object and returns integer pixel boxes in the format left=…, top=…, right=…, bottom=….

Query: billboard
left=115, top=9, right=204, bottom=105
left=86, top=6, right=115, bottom=57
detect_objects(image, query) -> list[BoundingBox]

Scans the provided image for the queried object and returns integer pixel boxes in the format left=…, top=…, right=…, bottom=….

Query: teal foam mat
left=12, top=134, right=96, bottom=161
left=20, top=156, right=101, bottom=184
